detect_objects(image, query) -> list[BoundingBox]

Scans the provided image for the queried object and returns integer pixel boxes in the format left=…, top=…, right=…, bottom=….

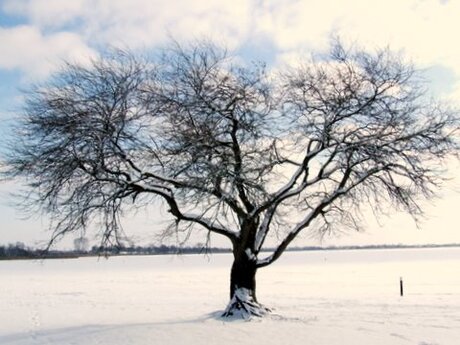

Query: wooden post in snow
left=400, top=277, right=404, bottom=297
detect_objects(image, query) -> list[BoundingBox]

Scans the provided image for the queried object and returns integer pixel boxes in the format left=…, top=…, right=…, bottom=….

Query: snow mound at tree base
left=221, top=288, right=271, bottom=320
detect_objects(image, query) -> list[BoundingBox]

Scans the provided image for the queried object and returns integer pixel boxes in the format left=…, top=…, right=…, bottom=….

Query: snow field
left=0, top=248, right=459, bottom=344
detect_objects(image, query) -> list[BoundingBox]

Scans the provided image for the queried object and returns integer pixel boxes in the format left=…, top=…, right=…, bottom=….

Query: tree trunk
left=230, top=254, right=257, bottom=300
left=221, top=251, right=270, bottom=319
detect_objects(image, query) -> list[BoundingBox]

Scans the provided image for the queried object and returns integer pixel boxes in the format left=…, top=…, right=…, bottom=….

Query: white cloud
left=2, top=0, right=87, bottom=28
left=1, top=0, right=253, bottom=81
left=3, top=0, right=460, bottom=89
left=0, top=25, right=95, bottom=79
left=253, top=0, right=460, bottom=73
left=3, top=0, right=252, bottom=49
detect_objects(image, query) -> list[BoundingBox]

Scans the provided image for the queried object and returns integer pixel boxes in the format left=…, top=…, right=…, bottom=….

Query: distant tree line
left=0, top=242, right=232, bottom=259
left=0, top=242, right=31, bottom=258
left=1, top=242, right=459, bottom=260
left=0, top=242, right=80, bottom=259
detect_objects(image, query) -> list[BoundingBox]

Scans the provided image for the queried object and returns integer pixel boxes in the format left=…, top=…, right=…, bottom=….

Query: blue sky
left=0, top=0, right=459, bottom=248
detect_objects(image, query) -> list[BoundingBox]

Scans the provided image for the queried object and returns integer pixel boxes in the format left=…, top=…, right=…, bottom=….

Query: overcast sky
left=0, top=0, right=459, bottom=249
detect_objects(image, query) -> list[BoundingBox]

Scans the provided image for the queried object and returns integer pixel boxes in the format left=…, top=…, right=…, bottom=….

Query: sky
left=0, top=0, right=459, bottom=249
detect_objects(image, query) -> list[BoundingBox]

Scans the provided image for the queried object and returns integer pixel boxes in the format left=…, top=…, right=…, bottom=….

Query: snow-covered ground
left=1, top=247, right=459, bottom=345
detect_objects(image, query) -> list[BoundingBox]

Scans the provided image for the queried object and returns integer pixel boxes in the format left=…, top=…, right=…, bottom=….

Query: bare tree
left=3, top=41, right=458, bottom=318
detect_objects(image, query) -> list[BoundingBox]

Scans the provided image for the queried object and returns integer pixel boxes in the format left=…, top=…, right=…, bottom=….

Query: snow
left=222, top=287, right=270, bottom=319
left=245, top=248, right=256, bottom=261
left=1, top=247, right=459, bottom=344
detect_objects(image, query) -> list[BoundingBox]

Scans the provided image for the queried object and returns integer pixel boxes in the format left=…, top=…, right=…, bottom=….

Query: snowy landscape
left=1, top=247, right=459, bottom=345
left=1, top=1, right=460, bottom=344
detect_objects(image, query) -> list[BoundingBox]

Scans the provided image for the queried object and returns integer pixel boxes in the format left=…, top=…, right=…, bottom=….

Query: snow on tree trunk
left=222, top=287, right=270, bottom=319
left=221, top=254, right=270, bottom=319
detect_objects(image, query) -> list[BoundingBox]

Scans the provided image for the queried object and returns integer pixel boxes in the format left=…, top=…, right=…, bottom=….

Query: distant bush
left=0, top=242, right=37, bottom=259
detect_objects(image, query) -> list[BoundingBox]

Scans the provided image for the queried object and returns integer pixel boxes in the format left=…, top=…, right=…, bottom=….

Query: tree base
left=221, top=288, right=271, bottom=319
